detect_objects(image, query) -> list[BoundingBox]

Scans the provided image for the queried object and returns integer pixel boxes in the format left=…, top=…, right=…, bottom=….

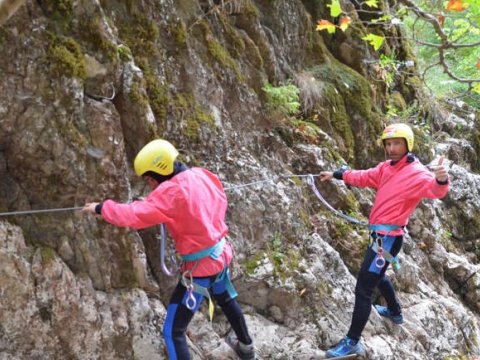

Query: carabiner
left=159, top=224, right=178, bottom=276
left=182, top=270, right=197, bottom=310
left=185, top=286, right=197, bottom=310
left=375, top=256, right=386, bottom=268
left=375, top=247, right=386, bottom=268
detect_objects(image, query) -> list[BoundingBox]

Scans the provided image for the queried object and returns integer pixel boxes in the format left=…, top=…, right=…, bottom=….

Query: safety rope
left=157, top=173, right=366, bottom=277
left=222, top=173, right=314, bottom=191
left=0, top=173, right=367, bottom=281
left=0, top=206, right=84, bottom=217
left=0, top=173, right=366, bottom=225
left=306, top=175, right=367, bottom=226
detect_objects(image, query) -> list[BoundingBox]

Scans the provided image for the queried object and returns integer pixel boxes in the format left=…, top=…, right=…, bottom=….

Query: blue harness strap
left=368, top=224, right=403, bottom=232
left=180, top=237, right=226, bottom=262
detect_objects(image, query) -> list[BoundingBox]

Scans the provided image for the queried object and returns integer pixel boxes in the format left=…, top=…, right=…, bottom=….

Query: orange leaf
left=446, top=0, right=466, bottom=11
left=477, top=60, right=480, bottom=70
left=316, top=19, right=336, bottom=34
left=339, top=16, right=352, bottom=32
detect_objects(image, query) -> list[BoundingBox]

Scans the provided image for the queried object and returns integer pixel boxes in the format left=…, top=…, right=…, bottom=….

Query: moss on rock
left=40, top=246, right=56, bottom=266
left=198, top=20, right=244, bottom=81
left=172, top=93, right=215, bottom=141
left=47, top=36, right=87, bottom=79
left=118, top=13, right=159, bottom=59
left=310, top=60, right=383, bottom=161
left=79, top=16, right=118, bottom=62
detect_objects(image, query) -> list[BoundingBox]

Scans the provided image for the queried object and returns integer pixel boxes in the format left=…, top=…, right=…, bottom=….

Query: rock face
left=0, top=1, right=479, bottom=359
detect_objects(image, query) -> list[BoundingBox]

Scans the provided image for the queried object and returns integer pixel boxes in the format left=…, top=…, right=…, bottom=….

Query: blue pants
left=163, top=270, right=252, bottom=360
left=347, top=233, right=403, bottom=341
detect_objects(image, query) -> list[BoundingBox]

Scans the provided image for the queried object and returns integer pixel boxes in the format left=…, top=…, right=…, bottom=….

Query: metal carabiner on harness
left=159, top=224, right=178, bottom=276
left=182, top=270, right=197, bottom=310
left=374, top=236, right=386, bottom=268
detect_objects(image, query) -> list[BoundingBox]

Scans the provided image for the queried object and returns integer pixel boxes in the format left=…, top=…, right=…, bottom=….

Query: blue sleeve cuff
left=333, top=164, right=349, bottom=180
left=95, top=203, right=103, bottom=215
left=333, top=170, right=344, bottom=180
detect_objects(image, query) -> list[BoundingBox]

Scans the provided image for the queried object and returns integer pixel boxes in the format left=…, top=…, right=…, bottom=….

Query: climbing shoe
left=374, top=304, right=404, bottom=324
left=326, top=336, right=363, bottom=358
left=226, top=333, right=256, bottom=360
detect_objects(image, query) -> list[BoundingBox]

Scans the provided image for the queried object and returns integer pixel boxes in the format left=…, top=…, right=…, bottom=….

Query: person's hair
left=143, top=161, right=188, bottom=184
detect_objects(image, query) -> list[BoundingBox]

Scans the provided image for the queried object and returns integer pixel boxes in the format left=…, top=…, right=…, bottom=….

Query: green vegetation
left=172, top=93, right=215, bottom=140
left=318, top=0, right=480, bottom=107
left=245, top=231, right=302, bottom=281
left=47, top=36, right=87, bottom=79
left=55, top=117, right=88, bottom=147
left=117, top=44, right=133, bottom=62
left=118, top=14, right=160, bottom=59
left=245, top=251, right=265, bottom=275
left=79, top=17, right=118, bottom=62
left=262, top=82, right=301, bottom=116
left=137, top=60, right=169, bottom=122
left=40, top=0, right=73, bottom=25
left=128, top=82, right=150, bottom=116
left=198, top=21, right=244, bottom=81
left=244, top=0, right=260, bottom=18
left=40, top=246, right=56, bottom=266
left=404, top=11, right=480, bottom=108
left=168, top=18, right=188, bottom=48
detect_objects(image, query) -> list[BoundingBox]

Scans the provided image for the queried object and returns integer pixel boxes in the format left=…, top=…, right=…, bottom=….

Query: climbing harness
left=158, top=221, right=236, bottom=320
left=369, top=224, right=403, bottom=271
left=177, top=238, right=237, bottom=320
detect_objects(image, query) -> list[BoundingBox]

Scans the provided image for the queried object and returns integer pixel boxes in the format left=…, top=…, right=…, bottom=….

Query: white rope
left=223, top=173, right=317, bottom=191
left=306, top=175, right=367, bottom=226
left=0, top=173, right=365, bottom=225
left=0, top=207, right=84, bottom=217
left=224, top=173, right=366, bottom=225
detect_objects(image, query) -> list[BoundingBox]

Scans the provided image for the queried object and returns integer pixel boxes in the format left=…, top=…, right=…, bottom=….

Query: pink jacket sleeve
left=101, top=183, right=179, bottom=229
left=343, top=163, right=384, bottom=189
left=406, top=166, right=449, bottom=200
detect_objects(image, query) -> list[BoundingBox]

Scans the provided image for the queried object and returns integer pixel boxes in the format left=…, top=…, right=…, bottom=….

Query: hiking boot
left=226, top=333, right=256, bottom=360
left=326, top=336, right=363, bottom=358
left=374, top=304, right=404, bottom=324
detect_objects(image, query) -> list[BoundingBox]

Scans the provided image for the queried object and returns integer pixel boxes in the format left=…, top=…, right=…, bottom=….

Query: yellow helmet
left=380, top=123, right=414, bottom=152
left=134, top=139, right=179, bottom=176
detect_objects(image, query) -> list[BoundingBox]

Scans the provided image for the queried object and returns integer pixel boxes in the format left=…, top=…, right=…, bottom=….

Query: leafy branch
left=316, top=0, right=480, bottom=98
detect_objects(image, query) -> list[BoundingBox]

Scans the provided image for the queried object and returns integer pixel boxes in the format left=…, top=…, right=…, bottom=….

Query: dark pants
left=163, top=270, right=252, bottom=360
left=347, top=234, right=403, bottom=341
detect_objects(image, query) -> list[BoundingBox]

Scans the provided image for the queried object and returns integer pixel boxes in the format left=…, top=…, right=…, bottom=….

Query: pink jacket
left=343, top=156, right=449, bottom=235
left=101, top=168, right=232, bottom=276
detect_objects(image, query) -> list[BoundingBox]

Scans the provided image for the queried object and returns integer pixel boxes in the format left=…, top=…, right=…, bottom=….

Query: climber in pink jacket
left=319, top=123, right=449, bottom=358
left=83, top=139, right=255, bottom=360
